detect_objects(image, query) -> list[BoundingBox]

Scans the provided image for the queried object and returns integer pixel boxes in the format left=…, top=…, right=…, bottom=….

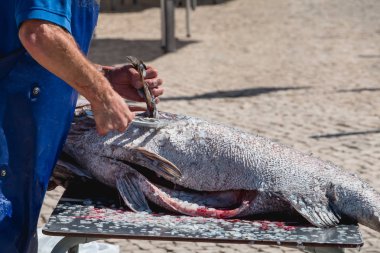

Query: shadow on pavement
left=88, top=38, right=198, bottom=65
left=357, top=54, right=380, bottom=59
left=336, top=87, right=380, bottom=93
left=100, top=0, right=234, bottom=13
left=310, top=129, right=380, bottom=139
left=161, top=86, right=308, bottom=101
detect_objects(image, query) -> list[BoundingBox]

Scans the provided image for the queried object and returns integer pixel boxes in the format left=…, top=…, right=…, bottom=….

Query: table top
left=43, top=180, right=363, bottom=248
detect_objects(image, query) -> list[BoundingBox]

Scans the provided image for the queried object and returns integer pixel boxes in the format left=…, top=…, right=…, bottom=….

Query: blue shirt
left=0, top=0, right=99, bottom=57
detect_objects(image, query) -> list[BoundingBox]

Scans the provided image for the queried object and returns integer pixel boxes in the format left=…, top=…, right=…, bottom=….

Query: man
left=0, top=0, right=164, bottom=252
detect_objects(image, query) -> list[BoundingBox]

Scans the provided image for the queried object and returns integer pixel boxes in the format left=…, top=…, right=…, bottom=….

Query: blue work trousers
left=0, top=51, right=77, bottom=253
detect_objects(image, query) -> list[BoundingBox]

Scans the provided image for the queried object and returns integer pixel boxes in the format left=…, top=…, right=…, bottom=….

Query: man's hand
left=91, top=93, right=135, bottom=135
left=102, top=65, right=164, bottom=102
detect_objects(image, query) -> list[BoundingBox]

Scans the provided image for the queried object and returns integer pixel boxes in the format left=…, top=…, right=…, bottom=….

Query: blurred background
left=40, top=0, right=380, bottom=252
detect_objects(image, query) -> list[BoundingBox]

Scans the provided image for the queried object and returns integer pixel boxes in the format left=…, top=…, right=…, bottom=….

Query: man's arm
left=18, top=19, right=132, bottom=135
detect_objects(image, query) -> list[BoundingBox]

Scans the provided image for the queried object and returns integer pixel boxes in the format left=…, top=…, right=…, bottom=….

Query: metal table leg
left=303, top=246, right=345, bottom=253
left=51, top=237, right=101, bottom=253
left=68, top=245, right=79, bottom=253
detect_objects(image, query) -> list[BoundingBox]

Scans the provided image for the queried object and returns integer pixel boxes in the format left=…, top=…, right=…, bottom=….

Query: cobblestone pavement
left=39, top=0, right=380, bottom=252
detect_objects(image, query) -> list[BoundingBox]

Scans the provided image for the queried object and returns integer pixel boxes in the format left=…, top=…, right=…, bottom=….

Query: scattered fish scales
left=43, top=199, right=362, bottom=247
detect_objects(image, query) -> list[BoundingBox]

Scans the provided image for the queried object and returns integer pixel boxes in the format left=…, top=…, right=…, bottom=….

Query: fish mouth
left=117, top=161, right=258, bottom=218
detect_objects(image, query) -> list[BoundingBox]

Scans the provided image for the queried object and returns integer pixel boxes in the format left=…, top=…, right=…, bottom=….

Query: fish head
left=328, top=174, right=380, bottom=233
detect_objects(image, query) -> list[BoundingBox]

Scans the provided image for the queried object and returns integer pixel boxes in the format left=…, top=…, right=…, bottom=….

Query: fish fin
left=283, top=193, right=340, bottom=227
left=57, top=151, right=92, bottom=178
left=50, top=153, right=93, bottom=190
left=135, top=147, right=182, bottom=180
left=116, top=176, right=151, bottom=213
left=56, top=159, right=92, bottom=179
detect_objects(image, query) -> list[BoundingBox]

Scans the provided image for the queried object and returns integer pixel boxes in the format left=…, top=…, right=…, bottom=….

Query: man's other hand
left=103, top=65, right=164, bottom=102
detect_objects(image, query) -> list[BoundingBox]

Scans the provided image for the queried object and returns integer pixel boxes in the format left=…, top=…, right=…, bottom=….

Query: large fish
left=57, top=104, right=380, bottom=233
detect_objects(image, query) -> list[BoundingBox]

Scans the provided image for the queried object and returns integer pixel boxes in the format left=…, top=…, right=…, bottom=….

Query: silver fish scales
left=57, top=106, right=380, bottom=233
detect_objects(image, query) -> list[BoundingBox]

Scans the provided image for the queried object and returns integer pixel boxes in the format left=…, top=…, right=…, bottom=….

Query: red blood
left=283, top=225, right=295, bottom=231
left=196, top=207, right=208, bottom=216
left=217, top=211, right=233, bottom=219
left=274, top=221, right=295, bottom=231
left=74, top=215, right=104, bottom=219
left=92, top=208, right=105, bottom=213
left=259, top=221, right=270, bottom=230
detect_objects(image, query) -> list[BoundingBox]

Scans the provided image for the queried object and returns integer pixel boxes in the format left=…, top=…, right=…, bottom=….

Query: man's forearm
left=18, top=20, right=136, bottom=135
left=18, top=20, right=115, bottom=104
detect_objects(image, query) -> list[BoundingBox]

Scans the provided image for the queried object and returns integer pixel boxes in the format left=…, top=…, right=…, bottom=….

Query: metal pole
left=186, top=0, right=191, bottom=37
left=164, top=0, right=176, bottom=52
left=160, top=0, right=166, bottom=48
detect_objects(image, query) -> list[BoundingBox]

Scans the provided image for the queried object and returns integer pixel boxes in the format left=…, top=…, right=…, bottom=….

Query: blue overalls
left=0, top=1, right=99, bottom=252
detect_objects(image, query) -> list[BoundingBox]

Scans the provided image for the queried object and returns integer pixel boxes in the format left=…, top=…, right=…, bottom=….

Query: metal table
left=42, top=180, right=363, bottom=253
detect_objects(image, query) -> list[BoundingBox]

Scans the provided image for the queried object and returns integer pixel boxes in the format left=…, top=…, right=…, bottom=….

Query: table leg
left=303, top=247, right=345, bottom=253
left=68, top=245, right=79, bottom=253
left=51, top=237, right=101, bottom=253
